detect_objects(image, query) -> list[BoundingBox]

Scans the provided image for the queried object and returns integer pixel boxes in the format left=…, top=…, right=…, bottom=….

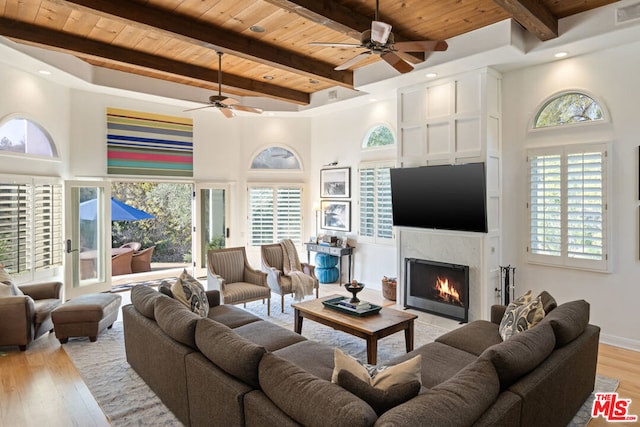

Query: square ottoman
left=52, top=293, right=122, bottom=343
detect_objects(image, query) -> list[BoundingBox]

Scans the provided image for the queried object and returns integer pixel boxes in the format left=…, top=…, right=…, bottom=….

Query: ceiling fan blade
left=223, top=97, right=240, bottom=106
left=395, top=51, right=424, bottom=65
left=335, top=51, right=372, bottom=71
left=231, top=105, right=264, bottom=114
left=219, top=107, right=235, bottom=118
left=381, top=51, right=414, bottom=74
left=394, top=40, right=448, bottom=52
left=371, top=21, right=392, bottom=44
left=309, top=42, right=363, bottom=48
left=183, top=105, right=214, bottom=112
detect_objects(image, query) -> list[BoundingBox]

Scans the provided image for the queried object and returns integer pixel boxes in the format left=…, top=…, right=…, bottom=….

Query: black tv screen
left=390, top=163, right=488, bottom=233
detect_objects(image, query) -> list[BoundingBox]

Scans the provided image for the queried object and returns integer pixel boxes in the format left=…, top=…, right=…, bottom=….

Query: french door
left=193, top=183, right=230, bottom=278
left=64, top=181, right=112, bottom=299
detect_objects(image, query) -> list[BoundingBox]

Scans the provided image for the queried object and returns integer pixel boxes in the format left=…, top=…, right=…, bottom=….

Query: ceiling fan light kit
left=184, top=51, right=263, bottom=118
left=309, top=0, right=448, bottom=74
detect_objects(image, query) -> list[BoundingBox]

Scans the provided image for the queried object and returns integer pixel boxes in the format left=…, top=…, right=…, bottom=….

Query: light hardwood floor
left=1, top=285, right=638, bottom=427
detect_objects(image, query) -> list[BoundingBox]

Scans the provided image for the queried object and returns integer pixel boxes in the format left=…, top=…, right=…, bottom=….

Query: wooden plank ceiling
left=0, top=0, right=619, bottom=105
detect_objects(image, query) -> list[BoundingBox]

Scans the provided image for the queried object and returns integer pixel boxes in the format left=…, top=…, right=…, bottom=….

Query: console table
left=304, top=243, right=354, bottom=285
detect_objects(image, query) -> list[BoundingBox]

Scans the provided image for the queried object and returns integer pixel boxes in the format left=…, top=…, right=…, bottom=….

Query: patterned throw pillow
left=499, top=294, right=545, bottom=340
left=331, top=348, right=422, bottom=415
left=171, top=269, right=209, bottom=317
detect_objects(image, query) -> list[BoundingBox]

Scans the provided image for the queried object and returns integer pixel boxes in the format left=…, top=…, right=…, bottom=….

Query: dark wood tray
left=322, top=297, right=382, bottom=317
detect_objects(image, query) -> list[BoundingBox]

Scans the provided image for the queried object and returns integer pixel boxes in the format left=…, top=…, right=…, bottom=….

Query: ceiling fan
left=185, top=52, right=263, bottom=118
left=310, top=0, right=448, bottom=74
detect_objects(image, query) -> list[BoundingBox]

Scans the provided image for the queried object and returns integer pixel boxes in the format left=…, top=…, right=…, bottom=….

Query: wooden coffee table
left=292, top=295, right=418, bottom=364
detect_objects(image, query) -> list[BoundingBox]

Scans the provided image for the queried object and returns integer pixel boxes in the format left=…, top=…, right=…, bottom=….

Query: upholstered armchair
left=207, top=247, right=271, bottom=316
left=132, top=246, right=155, bottom=273
left=0, top=280, right=62, bottom=350
left=261, top=243, right=319, bottom=312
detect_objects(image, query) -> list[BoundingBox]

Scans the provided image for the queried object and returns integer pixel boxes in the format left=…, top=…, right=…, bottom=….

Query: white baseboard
left=600, top=333, right=640, bottom=352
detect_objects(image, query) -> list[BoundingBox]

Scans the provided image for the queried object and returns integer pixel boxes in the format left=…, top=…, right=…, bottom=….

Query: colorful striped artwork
left=107, top=108, right=193, bottom=177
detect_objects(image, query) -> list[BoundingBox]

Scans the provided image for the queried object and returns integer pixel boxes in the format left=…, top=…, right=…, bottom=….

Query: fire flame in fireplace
left=435, top=276, right=461, bottom=304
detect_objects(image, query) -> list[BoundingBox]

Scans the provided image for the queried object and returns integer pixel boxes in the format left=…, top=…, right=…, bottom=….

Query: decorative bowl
left=345, top=281, right=365, bottom=303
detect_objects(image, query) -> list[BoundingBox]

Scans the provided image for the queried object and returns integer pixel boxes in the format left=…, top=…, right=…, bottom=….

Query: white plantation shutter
left=359, top=167, right=375, bottom=238
left=527, top=144, right=608, bottom=271
left=249, top=185, right=302, bottom=246
left=0, top=178, right=62, bottom=277
left=359, top=162, right=394, bottom=244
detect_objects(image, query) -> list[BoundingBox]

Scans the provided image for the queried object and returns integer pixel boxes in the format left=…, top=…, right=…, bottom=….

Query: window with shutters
left=527, top=143, right=609, bottom=271
left=248, top=185, right=302, bottom=246
left=0, top=177, right=62, bottom=279
left=358, top=162, right=394, bottom=244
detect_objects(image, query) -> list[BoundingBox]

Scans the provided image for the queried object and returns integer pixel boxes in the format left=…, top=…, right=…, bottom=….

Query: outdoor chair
left=207, top=247, right=271, bottom=316
left=131, top=246, right=155, bottom=273
left=111, top=249, right=134, bottom=276
left=261, top=242, right=319, bottom=312
left=120, top=242, right=142, bottom=252
left=0, top=269, right=62, bottom=351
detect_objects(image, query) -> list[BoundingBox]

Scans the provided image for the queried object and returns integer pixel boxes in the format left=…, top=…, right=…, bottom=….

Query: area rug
left=63, top=297, right=618, bottom=427
left=111, top=277, right=177, bottom=293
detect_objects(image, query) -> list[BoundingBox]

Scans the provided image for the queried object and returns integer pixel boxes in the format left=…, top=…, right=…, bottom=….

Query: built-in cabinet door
left=63, top=181, right=112, bottom=299
left=193, top=183, right=230, bottom=278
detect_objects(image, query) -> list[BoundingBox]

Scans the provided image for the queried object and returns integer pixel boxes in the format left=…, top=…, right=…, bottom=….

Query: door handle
left=66, top=239, right=78, bottom=253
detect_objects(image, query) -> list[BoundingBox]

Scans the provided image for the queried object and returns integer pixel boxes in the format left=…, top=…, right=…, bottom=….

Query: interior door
left=64, top=181, right=112, bottom=299
left=193, top=183, right=229, bottom=278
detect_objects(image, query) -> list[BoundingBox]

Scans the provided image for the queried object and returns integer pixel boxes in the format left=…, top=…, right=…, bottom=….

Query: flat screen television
left=389, top=162, right=488, bottom=233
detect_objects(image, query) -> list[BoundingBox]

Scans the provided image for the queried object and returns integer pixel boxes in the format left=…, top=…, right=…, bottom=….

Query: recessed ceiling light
left=554, top=51, right=568, bottom=58
left=38, top=70, right=51, bottom=75
left=426, top=72, right=437, bottom=78
left=263, top=75, right=274, bottom=80
left=250, top=25, right=265, bottom=33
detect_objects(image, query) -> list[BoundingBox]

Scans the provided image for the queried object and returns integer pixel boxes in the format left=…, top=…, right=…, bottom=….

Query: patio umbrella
left=79, top=197, right=155, bottom=221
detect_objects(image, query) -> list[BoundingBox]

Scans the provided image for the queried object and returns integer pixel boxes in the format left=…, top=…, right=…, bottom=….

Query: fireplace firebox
left=404, top=258, right=469, bottom=323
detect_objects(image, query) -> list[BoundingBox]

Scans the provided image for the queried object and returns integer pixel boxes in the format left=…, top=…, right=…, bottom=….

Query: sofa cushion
left=273, top=340, right=336, bottom=381
left=172, top=269, right=209, bottom=317
left=499, top=295, right=545, bottom=340
left=207, top=304, right=262, bottom=328
left=158, top=280, right=174, bottom=298
left=539, top=290, right=557, bottom=314
left=233, top=320, right=306, bottom=351
left=259, top=352, right=377, bottom=427
left=435, top=320, right=502, bottom=356
left=331, top=348, right=421, bottom=389
left=130, top=285, right=162, bottom=319
left=195, top=317, right=266, bottom=389
left=154, top=295, right=199, bottom=349
left=538, top=299, right=590, bottom=347
left=376, top=357, right=500, bottom=426
left=337, top=370, right=421, bottom=416
left=480, top=321, right=556, bottom=388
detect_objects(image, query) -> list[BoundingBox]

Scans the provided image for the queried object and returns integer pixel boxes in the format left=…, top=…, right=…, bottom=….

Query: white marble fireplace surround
left=397, top=227, right=496, bottom=322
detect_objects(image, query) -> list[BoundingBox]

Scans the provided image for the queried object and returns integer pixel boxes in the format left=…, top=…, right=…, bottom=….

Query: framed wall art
left=321, top=200, right=351, bottom=232
left=320, top=167, right=350, bottom=198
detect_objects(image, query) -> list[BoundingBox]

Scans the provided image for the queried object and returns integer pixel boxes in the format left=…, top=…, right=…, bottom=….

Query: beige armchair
left=207, top=247, right=271, bottom=316
left=0, top=280, right=62, bottom=350
left=261, top=243, right=319, bottom=312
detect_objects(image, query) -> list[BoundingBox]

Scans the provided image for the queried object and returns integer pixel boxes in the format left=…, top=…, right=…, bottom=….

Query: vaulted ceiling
left=0, top=0, right=620, bottom=107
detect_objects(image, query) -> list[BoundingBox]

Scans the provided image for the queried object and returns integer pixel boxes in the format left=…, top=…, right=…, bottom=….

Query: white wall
left=502, top=40, right=640, bottom=350
left=310, top=98, right=398, bottom=290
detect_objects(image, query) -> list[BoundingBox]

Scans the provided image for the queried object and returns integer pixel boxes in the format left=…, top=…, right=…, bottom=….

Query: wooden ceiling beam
left=57, top=0, right=353, bottom=88
left=0, top=17, right=310, bottom=105
left=492, top=0, right=558, bottom=41
left=264, top=0, right=425, bottom=62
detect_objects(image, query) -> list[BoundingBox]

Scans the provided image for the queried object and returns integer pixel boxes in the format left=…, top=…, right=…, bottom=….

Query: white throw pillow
left=331, top=348, right=421, bottom=390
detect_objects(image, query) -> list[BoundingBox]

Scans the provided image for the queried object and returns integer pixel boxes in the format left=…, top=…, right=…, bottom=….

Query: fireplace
left=404, top=258, right=469, bottom=323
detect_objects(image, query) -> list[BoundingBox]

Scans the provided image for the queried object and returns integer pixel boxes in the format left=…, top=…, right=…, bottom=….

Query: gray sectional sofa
left=122, top=285, right=600, bottom=426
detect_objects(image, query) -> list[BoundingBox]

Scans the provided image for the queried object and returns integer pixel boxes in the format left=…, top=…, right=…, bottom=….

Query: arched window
left=250, top=146, right=301, bottom=170
left=362, top=124, right=395, bottom=148
left=533, top=92, right=604, bottom=129
left=0, top=117, right=58, bottom=157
